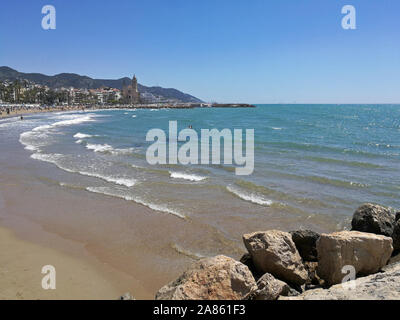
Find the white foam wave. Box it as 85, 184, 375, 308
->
86, 143, 114, 153
30, 152, 136, 187
133, 198, 186, 219
226, 185, 273, 206
74, 132, 92, 139
85, 143, 134, 155
85, 187, 185, 219
30, 152, 63, 165
169, 171, 207, 182
78, 171, 136, 187
20, 114, 96, 153
132, 115, 137, 118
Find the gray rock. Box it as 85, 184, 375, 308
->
251, 273, 291, 300
243, 230, 308, 286
119, 292, 135, 300
392, 220, 400, 252
290, 230, 320, 262
280, 262, 400, 300
351, 203, 395, 237
395, 212, 400, 222
155, 255, 257, 300
239, 253, 263, 280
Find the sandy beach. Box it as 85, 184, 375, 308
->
0, 226, 124, 300
0, 106, 88, 119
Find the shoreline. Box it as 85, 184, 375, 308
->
0, 102, 257, 119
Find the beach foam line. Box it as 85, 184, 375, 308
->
30, 152, 64, 165
226, 185, 273, 206
30, 152, 137, 187
85, 187, 186, 220
78, 171, 137, 187
169, 171, 207, 182
171, 243, 206, 260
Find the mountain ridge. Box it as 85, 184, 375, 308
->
0, 66, 203, 103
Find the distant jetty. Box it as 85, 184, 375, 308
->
211, 103, 256, 108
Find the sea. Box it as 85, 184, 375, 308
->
1, 104, 400, 259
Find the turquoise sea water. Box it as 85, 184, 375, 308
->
3, 104, 400, 247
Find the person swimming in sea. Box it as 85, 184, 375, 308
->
20, 116, 24, 120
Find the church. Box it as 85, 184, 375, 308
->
122, 75, 141, 104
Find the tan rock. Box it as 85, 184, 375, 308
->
155, 255, 257, 300
317, 231, 393, 286
242, 230, 308, 285
280, 262, 400, 300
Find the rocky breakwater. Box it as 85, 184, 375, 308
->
155, 203, 400, 300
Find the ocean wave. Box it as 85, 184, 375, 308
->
132, 115, 137, 118
304, 156, 384, 169
19, 114, 97, 152
169, 171, 207, 182
86, 143, 114, 152
85, 187, 186, 219
73, 132, 92, 139
85, 143, 134, 155
51, 115, 95, 127
226, 185, 273, 206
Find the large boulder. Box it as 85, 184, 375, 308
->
351, 203, 395, 237
290, 230, 320, 262
155, 255, 257, 300
280, 262, 400, 300
242, 230, 308, 285
317, 231, 393, 286
250, 273, 292, 300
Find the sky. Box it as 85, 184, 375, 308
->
0, 0, 399, 103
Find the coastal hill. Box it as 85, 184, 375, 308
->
0, 66, 203, 103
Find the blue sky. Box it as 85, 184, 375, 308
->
0, 0, 399, 103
